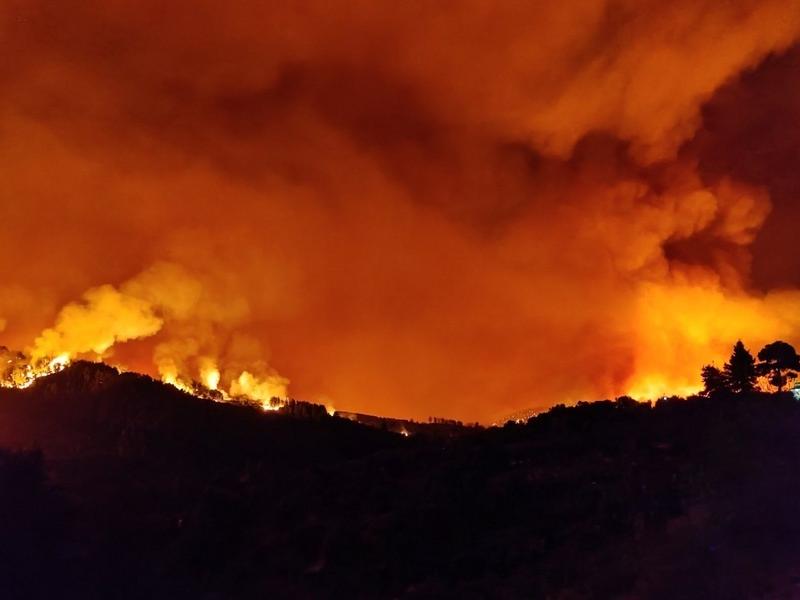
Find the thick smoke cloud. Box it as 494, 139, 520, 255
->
1, 1, 800, 420
690, 44, 800, 290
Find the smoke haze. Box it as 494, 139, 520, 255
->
2, 1, 800, 420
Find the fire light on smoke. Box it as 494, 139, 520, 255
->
623, 281, 800, 401
1, 344, 290, 412
199, 358, 221, 391
230, 371, 289, 411
0, 262, 293, 407
3, 1, 800, 421
0, 266, 291, 409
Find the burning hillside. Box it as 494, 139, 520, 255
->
1, 347, 69, 389
5, 3, 800, 597
0, 344, 288, 412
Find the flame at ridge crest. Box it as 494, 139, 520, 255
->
620, 280, 800, 402
1, 261, 292, 411
157, 359, 289, 411
1, 349, 71, 389
0, 347, 289, 412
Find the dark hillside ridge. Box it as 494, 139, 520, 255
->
334, 409, 479, 437
3, 363, 800, 598
0, 361, 401, 461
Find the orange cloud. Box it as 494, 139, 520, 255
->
1, 1, 800, 421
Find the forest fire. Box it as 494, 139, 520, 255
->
0, 262, 291, 410
2, 1, 800, 423
5, 2, 800, 597
1, 350, 71, 390
3, 260, 800, 418
1, 346, 288, 411
157, 365, 289, 411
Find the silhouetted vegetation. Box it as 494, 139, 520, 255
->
757, 340, 800, 391
3, 360, 800, 598
725, 340, 758, 393
700, 364, 728, 397
0, 448, 80, 598
703, 339, 800, 397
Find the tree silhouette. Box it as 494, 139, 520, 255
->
724, 341, 757, 394
701, 365, 728, 397
757, 341, 800, 392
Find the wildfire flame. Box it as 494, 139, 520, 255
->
159, 362, 289, 411
1, 350, 71, 390
0, 262, 292, 411
0, 348, 289, 412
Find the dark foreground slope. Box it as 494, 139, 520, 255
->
2, 364, 800, 599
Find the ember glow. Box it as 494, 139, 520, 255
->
2, 1, 800, 421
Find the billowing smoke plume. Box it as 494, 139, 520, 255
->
30, 263, 194, 360
2, 1, 800, 420
24, 261, 287, 401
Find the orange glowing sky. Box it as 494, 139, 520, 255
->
3, 1, 800, 422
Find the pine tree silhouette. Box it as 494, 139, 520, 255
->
724, 341, 757, 394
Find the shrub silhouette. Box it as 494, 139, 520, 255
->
701, 364, 728, 397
